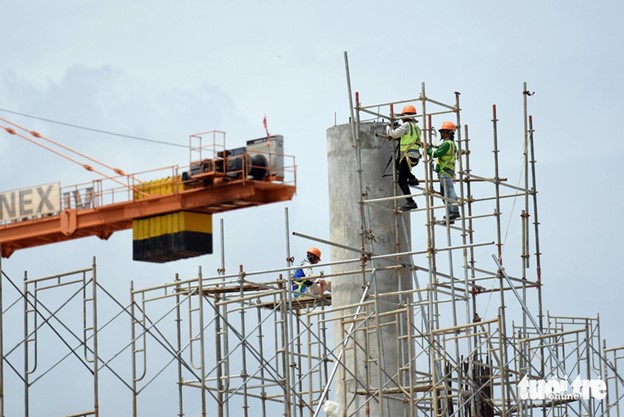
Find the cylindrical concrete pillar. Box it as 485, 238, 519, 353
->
327, 122, 413, 417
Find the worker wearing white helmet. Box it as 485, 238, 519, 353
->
292, 247, 331, 297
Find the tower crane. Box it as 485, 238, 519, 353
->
0, 118, 296, 262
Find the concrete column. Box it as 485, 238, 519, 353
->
327, 122, 413, 417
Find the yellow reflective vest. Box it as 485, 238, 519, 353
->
400, 122, 422, 155
433, 139, 456, 174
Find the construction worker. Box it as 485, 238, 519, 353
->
292, 247, 331, 297
428, 121, 460, 222
385, 104, 421, 211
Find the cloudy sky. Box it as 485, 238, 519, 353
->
1, 0, 623, 415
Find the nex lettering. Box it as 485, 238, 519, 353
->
0, 183, 59, 221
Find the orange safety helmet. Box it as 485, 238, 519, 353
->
307, 247, 321, 260
399, 104, 417, 115
438, 121, 457, 132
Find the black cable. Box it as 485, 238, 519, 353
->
0, 107, 187, 148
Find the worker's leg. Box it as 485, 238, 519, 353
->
407, 157, 419, 186
440, 171, 459, 217
292, 281, 307, 298
397, 158, 415, 203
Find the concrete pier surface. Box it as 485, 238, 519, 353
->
327, 122, 414, 417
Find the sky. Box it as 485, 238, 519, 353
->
1, 0, 623, 415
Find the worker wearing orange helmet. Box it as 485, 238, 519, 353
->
292, 247, 331, 297
385, 104, 421, 211
428, 121, 460, 222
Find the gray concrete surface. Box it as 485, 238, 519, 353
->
327, 122, 414, 417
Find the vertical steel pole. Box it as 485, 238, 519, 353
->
454, 91, 473, 416
491, 104, 508, 367
462, 124, 480, 335
130, 281, 137, 417
216, 219, 226, 417
92, 257, 99, 417
586, 321, 594, 417
198, 267, 207, 417
345, 53, 368, 292
491, 106, 510, 417
279, 281, 292, 417
498, 308, 507, 417
283, 208, 294, 417
528, 115, 544, 334
256, 304, 267, 417
23, 271, 29, 417
521, 83, 531, 347
603, 340, 610, 417
175, 274, 185, 417
237, 265, 249, 417
522, 83, 531, 272
492, 105, 503, 266
422, 82, 442, 416
219, 219, 231, 417
220, 218, 226, 277
214, 292, 224, 417
0, 252, 4, 417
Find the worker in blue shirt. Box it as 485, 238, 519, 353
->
292, 247, 330, 297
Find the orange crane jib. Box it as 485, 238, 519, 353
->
0, 133, 296, 261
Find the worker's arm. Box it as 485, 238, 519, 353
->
303, 264, 314, 278
385, 122, 410, 139
428, 141, 451, 158
309, 279, 331, 295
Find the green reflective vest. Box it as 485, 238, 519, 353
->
436, 139, 456, 174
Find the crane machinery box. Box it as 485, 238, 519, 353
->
184, 135, 285, 183
246, 135, 284, 180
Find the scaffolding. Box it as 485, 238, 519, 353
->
1, 60, 623, 417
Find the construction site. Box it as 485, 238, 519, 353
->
1, 56, 623, 417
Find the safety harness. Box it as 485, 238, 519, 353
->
400, 121, 422, 170
292, 266, 314, 296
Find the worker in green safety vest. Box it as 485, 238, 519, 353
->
385, 104, 421, 212
428, 121, 461, 222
